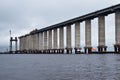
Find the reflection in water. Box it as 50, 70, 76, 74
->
0, 54, 120, 80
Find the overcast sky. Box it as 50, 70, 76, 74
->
0, 0, 120, 51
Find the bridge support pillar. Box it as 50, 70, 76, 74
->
31, 35, 34, 53
39, 32, 43, 53
84, 19, 92, 53
98, 15, 107, 52
115, 10, 120, 53
53, 28, 58, 53
48, 30, 52, 53
44, 31, 48, 53
36, 34, 39, 52
66, 25, 72, 54
59, 27, 64, 54
74, 22, 81, 54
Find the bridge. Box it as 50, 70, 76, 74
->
19, 4, 120, 54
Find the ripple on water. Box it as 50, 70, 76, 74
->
0, 54, 120, 80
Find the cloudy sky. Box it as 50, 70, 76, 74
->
0, 0, 120, 51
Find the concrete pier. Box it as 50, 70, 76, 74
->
59, 27, 64, 53
24, 36, 27, 50
26, 36, 29, 53
27, 35, 30, 51
28, 35, 32, 53
30, 35, 34, 53
21, 36, 24, 51
44, 31, 48, 53
33, 34, 37, 52
34, 34, 39, 53
74, 22, 81, 54
114, 10, 120, 53
53, 28, 58, 53
98, 16, 107, 52
36, 34, 39, 50
19, 37, 22, 51
66, 25, 72, 54
39, 32, 43, 53
48, 30, 52, 53
84, 20, 92, 53
32, 35, 35, 51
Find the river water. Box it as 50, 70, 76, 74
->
0, 54, 120, 80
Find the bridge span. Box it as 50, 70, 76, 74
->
19, 4, 120, 54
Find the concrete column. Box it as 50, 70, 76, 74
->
31, 35, 34, 53
53, 28, 58, 53
19, 37, 22, 51
39, 32, 43, 53
22, 37, 24, 50
114, 10, 120, 53
28, 35, 30, 50
30, 35, 33, 50
48, 30, 52, 53
25, 36, 27, 50
44, 31, 48, 53
15, 37, 18, 52
34, 34, 37, 50
33, 34, 39, 53
30, 35, 33, 51
23, 37, 25, 50
36, 34, 39, 50
35, 34, 37, 50
24, 36, 26, 50
28, 36, 30, 51
23, 36, 27, 53
22, 37, 24, 51
26, 36, 28, 51
31, 35, 34, 51
37, 34, 39, 50
59, 27, 64, 53
98, 16, 107, 52
19, 37, 21, 51
24, 37, 26, 50
33, 34, 36, 51
34, 34, 37, 51
26, 36, 29, 50
27, 36, 29, 51
21, 37, 23, 51
85, 19, 92, 53
75, 22, 81, 54
25, 36, 28, 51
28, 35, 30, 51
66, 25, 72, 54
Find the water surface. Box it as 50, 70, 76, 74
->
0, 54, 120, 80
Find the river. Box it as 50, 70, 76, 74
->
0, 54, 120, 80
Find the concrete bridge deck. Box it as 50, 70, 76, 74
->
30, 3, 120, 34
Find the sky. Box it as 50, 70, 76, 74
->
0, 0, 120, 51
